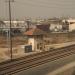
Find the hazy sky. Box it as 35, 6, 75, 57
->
0, 0, 75, 19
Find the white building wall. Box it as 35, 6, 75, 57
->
69, 23, 75, 31
28, 37, 44, 51
3, 21, 26, 28
50, 24, 62, 31
28, 38, 35, 51
62, 19, 75, 32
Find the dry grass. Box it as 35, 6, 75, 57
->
0, 35, 75, 48
0, 36, 28, 48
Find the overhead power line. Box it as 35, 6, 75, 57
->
16, 1, 75, 9
27, 0, 75, 5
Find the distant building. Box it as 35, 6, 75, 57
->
3, 21, 26, 28
36, 24, 50, 32
45, 18, 64, 32
24, 28, 46, 51
0, 21, 5, 28
24, 19, 72, 52
62, 19, 75, 32
2, 20, 27, 34
50, 24, 62, 32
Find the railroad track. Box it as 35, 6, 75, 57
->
0, 45, 75, 75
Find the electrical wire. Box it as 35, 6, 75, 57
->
27, 0, 75, 5
15, 1, 75, 9
0, 0, 75, 19
11, 2, 16, 20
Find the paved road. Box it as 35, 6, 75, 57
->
14, 54, 75, 75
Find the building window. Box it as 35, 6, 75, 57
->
37, 44, 39, 49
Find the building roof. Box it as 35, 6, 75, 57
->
36, 24, 50, 32
24, 28, 46, 35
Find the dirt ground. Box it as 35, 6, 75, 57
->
0, 36, 28, 62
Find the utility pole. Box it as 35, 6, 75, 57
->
8, 0, 14, 61
9, 0, 12, 61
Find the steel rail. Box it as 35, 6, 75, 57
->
1, 50, 75, 75
0, 45, 74, 70
0, 44, 74, 67
0, 45, 75, 75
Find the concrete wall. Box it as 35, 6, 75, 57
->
35, 37, 44, 51
28, 38, 35, 51
28, 36, 44, 51
43, 33, 75, 47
